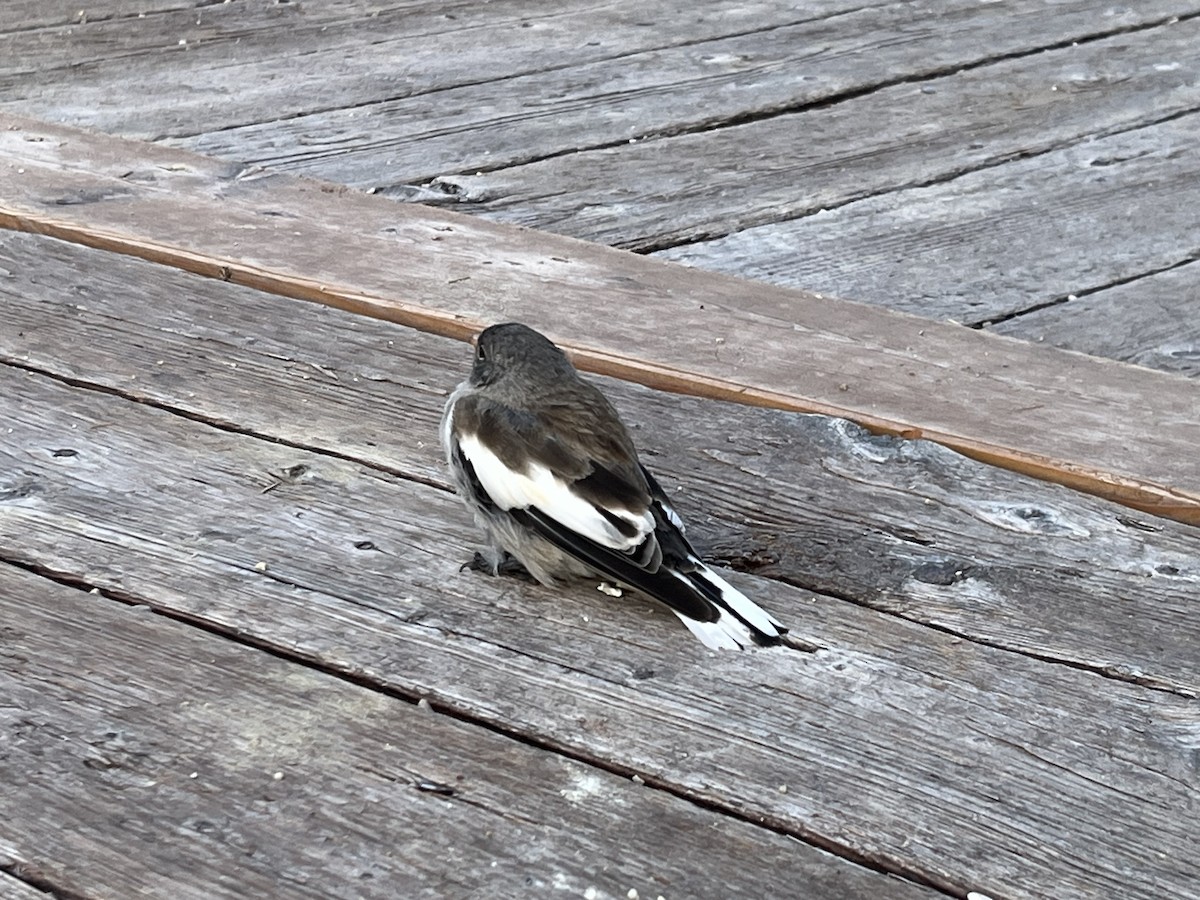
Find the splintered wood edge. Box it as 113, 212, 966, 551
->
3, 207, 1198, 526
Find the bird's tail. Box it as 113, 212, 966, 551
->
670, 560, 787, 651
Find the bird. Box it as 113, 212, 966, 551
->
441, 322, 786, 650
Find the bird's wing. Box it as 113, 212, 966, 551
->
458, 432, 654, 552
453, 394, 655, 552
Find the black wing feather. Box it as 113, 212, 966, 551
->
511, 505, 720, 625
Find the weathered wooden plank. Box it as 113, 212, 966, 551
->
3, 229, 1199, 696
2, 359, 1198, 900
990, 260, 1200, 378
657, 109, 1200, 325
0, 0, 884, 134
0, 1, 201, 33
417, 16, 1200, 250
5, 1, 1198, 393
0, 0, 505, 77
2, 116, 1198, 522
166, 0, 1195, 188
2, 563, 936, 900
0, 871, 53, 900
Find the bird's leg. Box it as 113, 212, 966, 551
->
461, 549, 536, 582
496, 553, 537, 581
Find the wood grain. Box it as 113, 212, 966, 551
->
163, 0, 1191, 188
0, 116, 1197, 522
0, 0, 197, 33
990, 260, 1200, 378
0, 0, 882, 135
2, 357, 1198, 900
422, 16, 1200, 250
1, 563, 939, 900
0, 871, 53, 900
8, 0, 1198, 387
657, 108, 1200, 324
3, 229, 1198, 696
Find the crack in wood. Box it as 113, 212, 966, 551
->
0, 353, 454, 494
977, 246, 1200, 330
779, 576, 1198, 699
155, 3, 896, 146
640, 104, 1200, 257
399, 9, 1200, 218
0, 860, 95, 900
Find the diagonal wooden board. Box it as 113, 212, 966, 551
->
1, 113, 1197, 523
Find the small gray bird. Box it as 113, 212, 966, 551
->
441, 322, 786, 650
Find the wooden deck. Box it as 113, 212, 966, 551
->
2, 3, 1199, 899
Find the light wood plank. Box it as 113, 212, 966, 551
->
2, 563, 936, 900
657, 109, 1200, 323
0, 1, 199, 33
3, 228, 1198, 695
1, 115, 1198, 523
0, 0, 883, 133
2, 358, 1198, 900
0, 0, 524, 77
163, 0, 1192, 188
417, 16, 1200, 250
990, 260, 1200, 378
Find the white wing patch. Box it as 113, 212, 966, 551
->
458, 433, 652, 551
656, 496, 686, 532
692, 563, 786, 635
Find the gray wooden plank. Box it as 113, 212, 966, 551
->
429, 15, 1200, 251
3, 230, 1199, 696
989, 260, 1200, 378
165, 0, 1194, 188
5, 1, 1200, 386
0, 0, 475, 75
0, 0, 884, 135
0, 872, 53, 900
4, 114, 1200, 523
1, 564, 935, 900
656, 110, 1200, 325
2, 347, 1198, 900
0, 1, 202, 33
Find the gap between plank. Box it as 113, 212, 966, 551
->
786, 578, 1198, 699
976, 246, 1200, 329
157, 2, 888, 145
0, 863, 90, 900
405, 9, 1200, 200
637, 104, 1200, 255
0, 554, 960, 899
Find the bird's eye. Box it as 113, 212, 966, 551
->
475, 343, 486, 361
